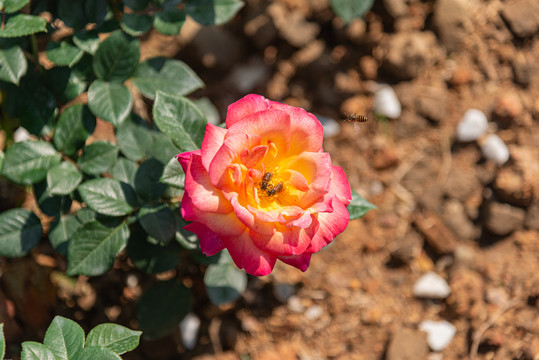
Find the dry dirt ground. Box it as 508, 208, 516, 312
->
1, 0, 538, 359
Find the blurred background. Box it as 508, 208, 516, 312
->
1, 0, 538, 359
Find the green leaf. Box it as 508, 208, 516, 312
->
138, 203, 175, 243
195, 97, 220, 125
33, 181, 72, 217
78, 178, 136, 217
110, 157, 138, 187
77, 141, 119, 175
134, 158, 166, 201
0, 149, 4, 173
123, 0, 150, 11
54, 104, 95, 156
93, 30, 140, 83
1, 140, 61, 185
160, 156, 184, 188
153, 8, 185, 35
46, 41, 84, 67
0, 208, 41, 257
0, 45, 27, 84
21, 342, 55, 360
57, 0, 86, 29
4, 75, 56, 136
3, 0, 29, 13
47, 162, 82, 195
147, 131, 181, 164
85, 0, 108, 26
73, 30, 100, 55
86, 324, 142, 355
0, 324, 4, 360
330, 0, 373, 23
87, 80, 132, 127
205, 257, 247, 305
132, 58, 203, 100
71, 346, 121, 360
137, 280, 191, 339
0, 14, 47, 37
77, 207, 97, 224
43, 316, 85, 360
153, 92, 206, 151
184, 0, 244, 26
49, 214, 82, 255
67, 220, 129, 276
127, 224, 180, 274
121, 13, 152, 36
347, 188, 376, 220
44, 67, 87, 103
116, 115, 153, 161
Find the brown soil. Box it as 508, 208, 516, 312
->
1, 0, 538, 359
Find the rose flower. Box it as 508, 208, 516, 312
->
177, 94, 351, 275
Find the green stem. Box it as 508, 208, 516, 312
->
29, 34, 44, 73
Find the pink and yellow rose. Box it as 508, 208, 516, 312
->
177, 94, 351, 275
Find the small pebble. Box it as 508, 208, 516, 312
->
455, 109, 488, 142
480, 134, 510, 165
419, 320, 456, 352
287, 295, 304, 313
13, 127, 31, 142
413, 272, 451, 299
316, 114, 341, 138
179, 313, 201, 350
374, 84, 402, 118
304, 305, 323, 320
273, 283, 296, 303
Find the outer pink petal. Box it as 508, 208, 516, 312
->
183, 222, 225, 256
176, 150, 201, 173
226, 94, 270, 128
180, 192, 246, 236
184, 152, 233, 214
329, 166, 352, 205
278, 253, 312, 272
226, 109, 291, 156
200, 123, 227, 170
305, 197, 349, 253
221, 230, 277, 276
268, 101, 323, 154
250, 226, 311, 256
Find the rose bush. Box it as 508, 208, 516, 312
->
177, 94, 352, 275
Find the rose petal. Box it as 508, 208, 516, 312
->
250, 224, 312, 256
226, 109, 291, 158
278, 253, 312, 271
200, 123, 227, 170
221, 230, 277, 276
305, 197, 349, 253
329, 165, 352, 205
181, 192, 246, 236
184, 152, 233, 214
183, 222, 225, 256
268, 100, 323, 154
176, 149, 201, 173
226, 94, 270, 128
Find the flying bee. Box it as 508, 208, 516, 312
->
266, 182, 283, 196
343, 113, 368, 134
260, 172, 272, 190
344, 113, 368, 123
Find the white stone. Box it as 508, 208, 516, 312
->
419, 320, 456, 352
374, 84, 401, 118
413, 272, 451, 299
455, 109, 488, 142
179, 313, 201, 350
13, 127, 31, 142
304, 305, 323, 320
315, 114, 340, 138
480, 134, 509, 165
287, 295, 304, 313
